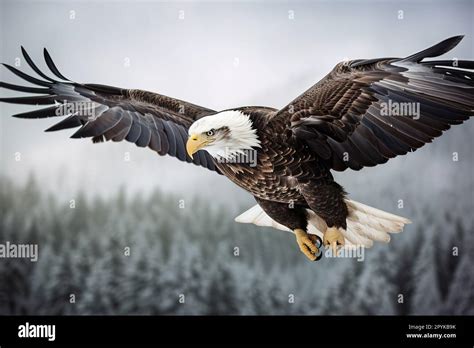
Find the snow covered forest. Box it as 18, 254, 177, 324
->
0, 174, 472, 315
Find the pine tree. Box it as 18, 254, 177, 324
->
411, 229, 442, 314
320, 259, 364, 315
350, 249, 396, 315
443, 231, 474, 315
390, 227, 422, 315
435, 219, 464, 303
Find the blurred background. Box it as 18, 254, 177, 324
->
0, 0, 473, 315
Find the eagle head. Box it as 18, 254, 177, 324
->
186, 110, 261, 160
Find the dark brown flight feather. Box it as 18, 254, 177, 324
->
271, 35, 474, 171
0, 47, 219, 173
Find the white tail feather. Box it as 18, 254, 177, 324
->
234, 199, 411, 248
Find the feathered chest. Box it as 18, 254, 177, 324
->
214, 126, 327, 203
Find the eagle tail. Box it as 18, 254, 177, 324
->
234, 199, 411, 248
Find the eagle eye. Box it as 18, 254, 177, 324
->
206, 129, 216, 136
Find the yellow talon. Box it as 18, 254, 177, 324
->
294, 229, 321, 261
323, 226, 345, 256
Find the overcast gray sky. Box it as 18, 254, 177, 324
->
0, 0, 473, 209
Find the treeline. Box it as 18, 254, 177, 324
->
0, 175, 472, 315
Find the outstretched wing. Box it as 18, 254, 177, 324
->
0, 47, 220, 173
272, 36, 474, 171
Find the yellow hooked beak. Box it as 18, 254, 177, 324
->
186, 134, 208, 159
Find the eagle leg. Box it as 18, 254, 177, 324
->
294, 229, 322, 261
252, 196, 323, 261
323, 226, 345, 256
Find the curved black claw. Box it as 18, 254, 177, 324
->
308, 234, 323, 261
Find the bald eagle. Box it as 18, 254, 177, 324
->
1, 36, 473, 261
